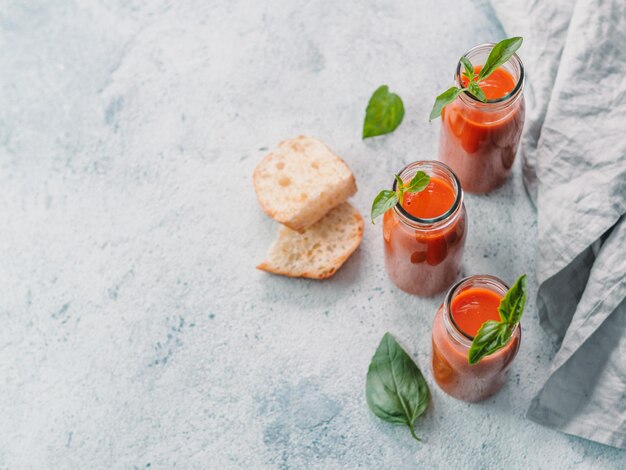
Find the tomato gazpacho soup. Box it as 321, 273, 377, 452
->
383, 161, 466, 296
431, 275, 521, 402
438, 43, 525, 193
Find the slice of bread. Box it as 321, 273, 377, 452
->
257, 202, 363, 279
253, 136, 357, 231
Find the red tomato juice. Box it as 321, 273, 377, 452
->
402, 177, 456, 219
439, 65, 525, 194
450, 287, 502, 337
383, 164, 466, 297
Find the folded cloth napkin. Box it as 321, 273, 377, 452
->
490, 0, 626, 448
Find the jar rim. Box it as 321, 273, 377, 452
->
443, 274, 519, 347
391, 160, 463, 227
456, 42, 525, 106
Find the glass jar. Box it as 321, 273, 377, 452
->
431, 275, 521, 402
383, 161, 466, 297
438, 43, 525, 194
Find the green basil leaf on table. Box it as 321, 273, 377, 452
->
366, 333, 430, 442
429, 87, 463, 121
363, 85, 405, 139
370, 190, 399, 223
478, 36, 523, 81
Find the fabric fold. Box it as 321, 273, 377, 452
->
490, 0, 626, 448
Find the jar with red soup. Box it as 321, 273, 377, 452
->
382, 161, 466, 296
431, 275, 522, 402
438, 43, 525, 193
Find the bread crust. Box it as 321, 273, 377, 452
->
256, 206, 364, 279
253, 136, 357, 231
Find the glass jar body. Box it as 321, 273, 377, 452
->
438, 43, 525, 194
383, 206, 466, 296
438, 98, 525, 193
431, 276, 521, 402
382, 161, 466, 297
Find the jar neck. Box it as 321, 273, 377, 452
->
455, 43, 524, 111
391, 160, 463, 230
442, 275, 514, 349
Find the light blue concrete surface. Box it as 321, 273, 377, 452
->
1, 1, 625, 468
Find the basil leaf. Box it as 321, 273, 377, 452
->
498, 274, 527, 324
461, 55, 485, 102
468, 273, 527, 365
366, 333, 430, 442
460, 56, 474, 80
371, 190, 398, 223
478, 37, 523, 81
429, 87, 463, 121
406, 171, 430, 194
394, 174, 405, 204
467, 80, 487, 102
363, 85, 405, 139
468, 321, 512, 365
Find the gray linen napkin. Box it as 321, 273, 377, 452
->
490, 0, 626, 448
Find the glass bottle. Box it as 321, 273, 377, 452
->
431, 275, 521, 401
383, 161, 466, 296
438, 43, 525, 193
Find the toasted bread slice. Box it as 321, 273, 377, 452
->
257, 203, 363, 279
253, 136, 357, 231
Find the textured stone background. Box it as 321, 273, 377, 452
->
1, 1, 624, 468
